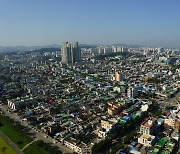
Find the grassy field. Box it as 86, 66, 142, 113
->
0, 135, 17, 154
24, 140, 62, 154
0, 116, 62, 154
0, 115, 32, 149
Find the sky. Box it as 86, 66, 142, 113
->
0, 0, 180, 48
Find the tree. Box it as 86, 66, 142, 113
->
111, 143, 124, 153
124, 131, 136, 144
16, 140, 23, 145
92, 137, 112, 153
165, 105, 174, 110
0, 122, 3, 127
1, 147, 7, 153
152, 110, 162, 117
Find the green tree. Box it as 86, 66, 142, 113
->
165, 105, 174, 110
1, 147, 7, 153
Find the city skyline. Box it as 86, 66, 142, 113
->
0, 1, 180, 152
0, 0, 180, 48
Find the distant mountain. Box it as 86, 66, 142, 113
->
79, 43, 142, 48
79, 44, 97, 48
25, 47, 60, 54
111, 43, 142, 48
0, 44, 60, 52
0, 43, 142, 53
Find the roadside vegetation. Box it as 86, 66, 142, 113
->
24, 140, 62, 154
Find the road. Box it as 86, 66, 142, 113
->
22, 139, 37, 151
0, 104, 73, 154
157, 91, 180, 108
168, 91, 180, 104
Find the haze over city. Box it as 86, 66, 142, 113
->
0, 1, 180, 154
0, 0, 180, 48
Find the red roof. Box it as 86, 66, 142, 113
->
48, 99, 55, 103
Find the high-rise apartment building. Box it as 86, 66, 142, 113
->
72, 42, 81, 63
61, 42, 81, 64
112, 46, 129, 52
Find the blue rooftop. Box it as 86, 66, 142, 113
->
26, 110, 33, 115
120, 116, 130, 122
131, 141, 137, 146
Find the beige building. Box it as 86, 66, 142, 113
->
97, 119, 116, 138
107, 102, 121, 115
107, 107, 118, 115
101, 120, 113, 130
164, 118, 175, 128
174, 119, 180, 132
114, 71, 124, 82
164, 109, 180, 132
138, 134, 155, 147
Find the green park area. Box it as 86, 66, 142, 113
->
0, 135, 17, 154
0, 115, 62, 154
0, 115, 32, 149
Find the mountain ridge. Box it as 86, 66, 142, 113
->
0, 43, 142, 52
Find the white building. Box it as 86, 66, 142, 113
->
140, 118, 157, 135
7, 96, 37, 111
104, 47, 112, 54
97, 128, 108, 138
112, 46, 128, 52
64, 137, 91, 154
127, 86, 139, 98
141, 104, 149, 112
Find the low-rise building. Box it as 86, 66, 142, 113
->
164, 109, 180, 132
64, 137, 91, 154
140, 117, 157, 135
138, 134, 156, 147
107, 102, 121, 115
7, 96, 38, 111
128, 86, 139, 98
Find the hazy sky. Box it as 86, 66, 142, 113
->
0, 0, 180, 48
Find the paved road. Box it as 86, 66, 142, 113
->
0, 105, 73, 154
157, 91, 180, 108
0, 130, 23, 154
168, 91, 180, 104
22, 139, 37, 151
